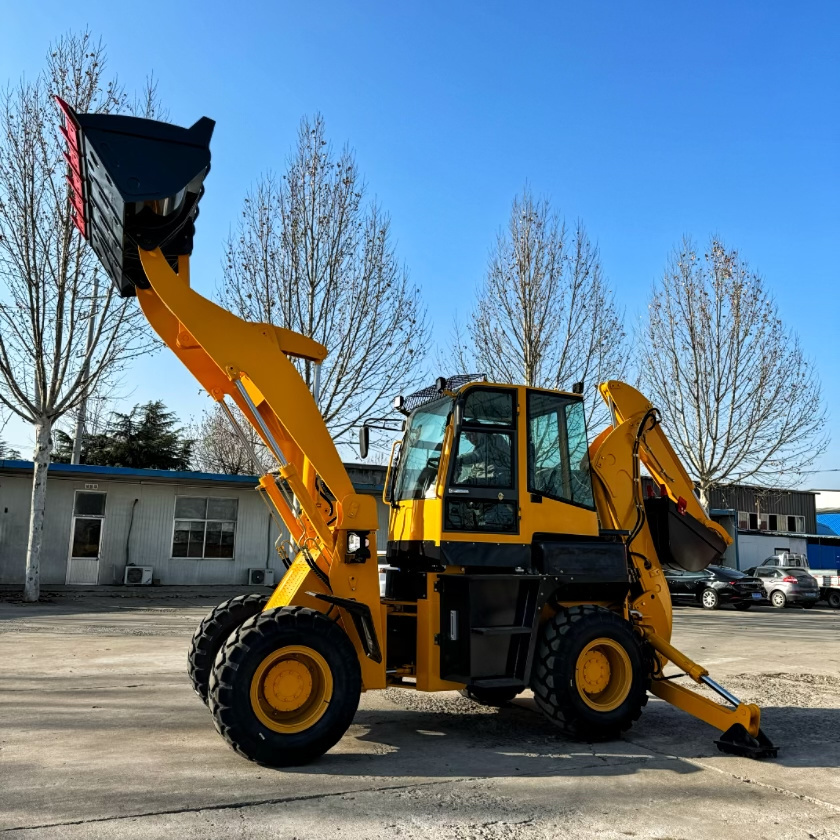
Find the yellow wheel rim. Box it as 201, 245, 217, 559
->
575, 637, 632, 712
250, 645, 333, 734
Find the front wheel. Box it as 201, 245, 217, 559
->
770, 590, 787, 609
531, 605, 649, 741
188, 593, 269, 704
701, 588, 720, 610
827, 591, 840, 609
209, 607, 361, 766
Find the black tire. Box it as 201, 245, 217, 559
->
700, 588, 720, 610
208, 606, 361, 767
188, 593, 269, 704
531, 605, 649, 741
827, 591, 840, 609
733, 602, 752, 611
460, 685, 521, 707
770, 590, 787, 609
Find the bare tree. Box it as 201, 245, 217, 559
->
638, 237, 827, 507
190, 403, 272, 475
219, 114, 428, 448
0, 32, 157, 600
451, 187, 627, 427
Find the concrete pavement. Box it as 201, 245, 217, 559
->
0, 593, 838, 838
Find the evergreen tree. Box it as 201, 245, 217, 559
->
0, 438, 22, 460
54, 401, 193, 470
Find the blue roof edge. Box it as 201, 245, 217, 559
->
0, 459, 259, 484
0, 459, 384, 493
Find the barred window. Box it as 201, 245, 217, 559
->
172, 497, 238, 559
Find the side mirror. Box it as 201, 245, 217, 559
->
359, 425, 370, 460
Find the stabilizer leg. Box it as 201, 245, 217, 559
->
715, 724, 779, 759
643, 626, 779, 759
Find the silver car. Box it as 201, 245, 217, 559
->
751, 566, 820, 608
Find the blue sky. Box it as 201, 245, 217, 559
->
1, 1, 838, 484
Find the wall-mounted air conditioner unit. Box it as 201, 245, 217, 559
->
124, 565, 153, 586
248, 568, 275, 587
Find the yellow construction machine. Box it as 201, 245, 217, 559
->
57, 101, 778, 766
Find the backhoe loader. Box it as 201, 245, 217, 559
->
57, 100, 778, 766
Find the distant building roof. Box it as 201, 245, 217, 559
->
0, 459, 386, 492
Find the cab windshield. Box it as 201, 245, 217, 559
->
394, 396, 452, 501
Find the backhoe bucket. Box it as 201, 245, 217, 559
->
644, 496, 727, 572
56, 98, 214, 297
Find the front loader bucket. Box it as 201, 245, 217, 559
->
56, 98, 214, 297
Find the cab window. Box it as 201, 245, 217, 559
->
452, 389, 516, 489
453, 430, 513, 487
462, 389, 514, 426
527, 392, 594, 508
394, 397, 452, 501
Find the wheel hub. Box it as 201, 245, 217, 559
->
250, 645, 333, 733
579, 649, 611, 693
263, 660, 313, 712
575, 638, 633, 712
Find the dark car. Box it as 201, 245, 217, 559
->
663, 565, 766, 610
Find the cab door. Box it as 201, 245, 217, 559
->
443, 386, 519, 536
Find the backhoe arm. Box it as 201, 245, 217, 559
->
589, 382, 776, 757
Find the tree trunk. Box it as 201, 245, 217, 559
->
23, 419, 53, 602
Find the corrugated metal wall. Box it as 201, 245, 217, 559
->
736, 533, 808, 570
709, 485, 816, 533
0, 470, 389, 586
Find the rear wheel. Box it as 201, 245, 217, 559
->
531, 605, 649, 741
460, 686, 521, 707
733, 602, 752, 611
828, 591, 840, 609
770, 590, 787, 609
209, 607, 361, 766
700, 588, 720, 610
188, 593, 269, 704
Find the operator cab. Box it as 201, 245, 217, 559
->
385, 378, 601, 570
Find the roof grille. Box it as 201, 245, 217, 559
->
402, 374, 486, 414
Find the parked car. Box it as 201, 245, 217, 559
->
745, 566, 821, 608
663, 565, 765, 610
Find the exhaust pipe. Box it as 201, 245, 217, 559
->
56, 97, 214, 297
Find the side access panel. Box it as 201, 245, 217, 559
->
531, 534, 631, 603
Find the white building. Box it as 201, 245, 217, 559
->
0, 460, 387, 587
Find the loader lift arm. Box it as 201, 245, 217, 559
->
55, 96, 386, 694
